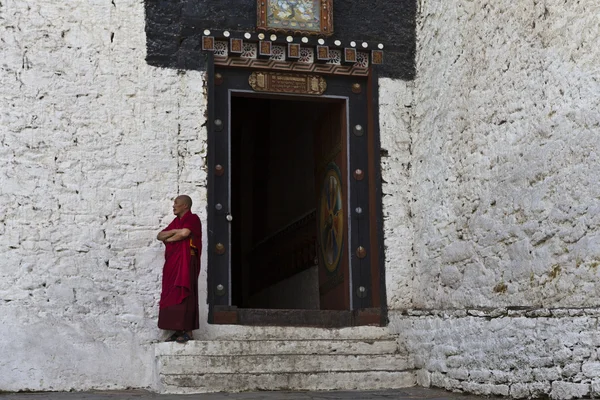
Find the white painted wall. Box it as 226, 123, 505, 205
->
384, 1, 600, 398
0, 0, 399, 392
391, 309, 600, 399
379, 78, 416, 310
0, 0, 207, 391
2, 0, 599, 396
408, 0, 600, 309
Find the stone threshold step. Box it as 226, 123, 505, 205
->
158, 354, 413, 375
199, 325, 393, 341
212, 307, 384, 327
159, 370, 417, 394
156, 339, 400, 356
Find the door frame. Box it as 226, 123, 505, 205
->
206, 56, 387, 326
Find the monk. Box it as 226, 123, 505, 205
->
156, 195, 202, 343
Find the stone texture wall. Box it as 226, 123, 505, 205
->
2, 0, 600, 396
0, 0, 409, 392
379, 78, 415, 310
409, 0, 600, 308
383, 1, 600, 398
0, 0, 207, 391
391, 309, 600, 399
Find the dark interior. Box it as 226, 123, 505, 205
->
230, 96, 335, 310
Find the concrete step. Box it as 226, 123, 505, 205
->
155, 338, 416, 394
160, 370, 417, 393
198, 325, 393, 341
156, 339, 400, 357
159, 354, 412, 375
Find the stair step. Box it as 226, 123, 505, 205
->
199, 326, 393, 341
159, 354, 412, 375
160, 370, 416, 394
156, 339, 400, 357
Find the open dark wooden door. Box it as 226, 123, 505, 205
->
208, 65, 386, 325
314, 102, 350, 310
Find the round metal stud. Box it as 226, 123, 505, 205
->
223, 31, 231, 38
353, 124, 364, 137
270, 34, 277, 41
258, 33, 265, 40
214, 119, 223, 132
203, 29, 211, 36
215, 203, 223, 211
362, 42, 368, 48
244, 32, 251, 39
355, 207, 363, 214
334, 40, 341, 46
352, 83, 362, 94
286, 36, 293, 43
301, 37, 309, 43
226, 214, 233, 222
215, 164, 224, 176
356, 286, 368, 298
215, 243, 226, 255
350, 41, 356, 48
318, 39, 325, 45
356, 246, 367, 259
216, 284, 226, 296
215, 73, 223, 86
354, 169, 364, 181
378, 43, 384, 50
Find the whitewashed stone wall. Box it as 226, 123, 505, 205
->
391, 309, 600, 399
0, 0, 207, 391
379, 78, 416, 310
384, 0, 600, 398
2, 0, 599, 396
409, 0, 600, 309
0, 0, 409, 392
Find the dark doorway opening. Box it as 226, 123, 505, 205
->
231, 95, 343, 310
208, 68, 386, 327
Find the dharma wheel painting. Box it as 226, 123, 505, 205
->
319, 163, 344, 273
267, 0, 321, 32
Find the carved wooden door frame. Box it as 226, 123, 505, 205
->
206, 54, 387, 326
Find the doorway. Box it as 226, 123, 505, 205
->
230, 96, 348, 311
207, 67, 385, 326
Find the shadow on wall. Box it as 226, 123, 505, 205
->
144, 0, 416, 80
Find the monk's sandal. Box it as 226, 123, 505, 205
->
175, 333, 192, 343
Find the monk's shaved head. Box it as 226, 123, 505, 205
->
176, 195, 193, 209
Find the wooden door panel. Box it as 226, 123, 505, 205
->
314, 102, 349, 310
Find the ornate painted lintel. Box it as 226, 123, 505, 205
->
249, 71, 327, 95
216, 56, 370, 77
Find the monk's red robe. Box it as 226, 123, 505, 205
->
158, 211, 202, 331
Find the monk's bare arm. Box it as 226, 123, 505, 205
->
164, 228, 192, 243
157, 230, 176, 241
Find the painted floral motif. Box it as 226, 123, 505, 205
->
327, 49, 341, 65
299, 47, 314, 63
214, 41, 228, 57
241, 43, 257, 59
270, 45, 286, 61
356, 51, 369, 68
267, 0, 321, 32
319, 162, 344, 273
